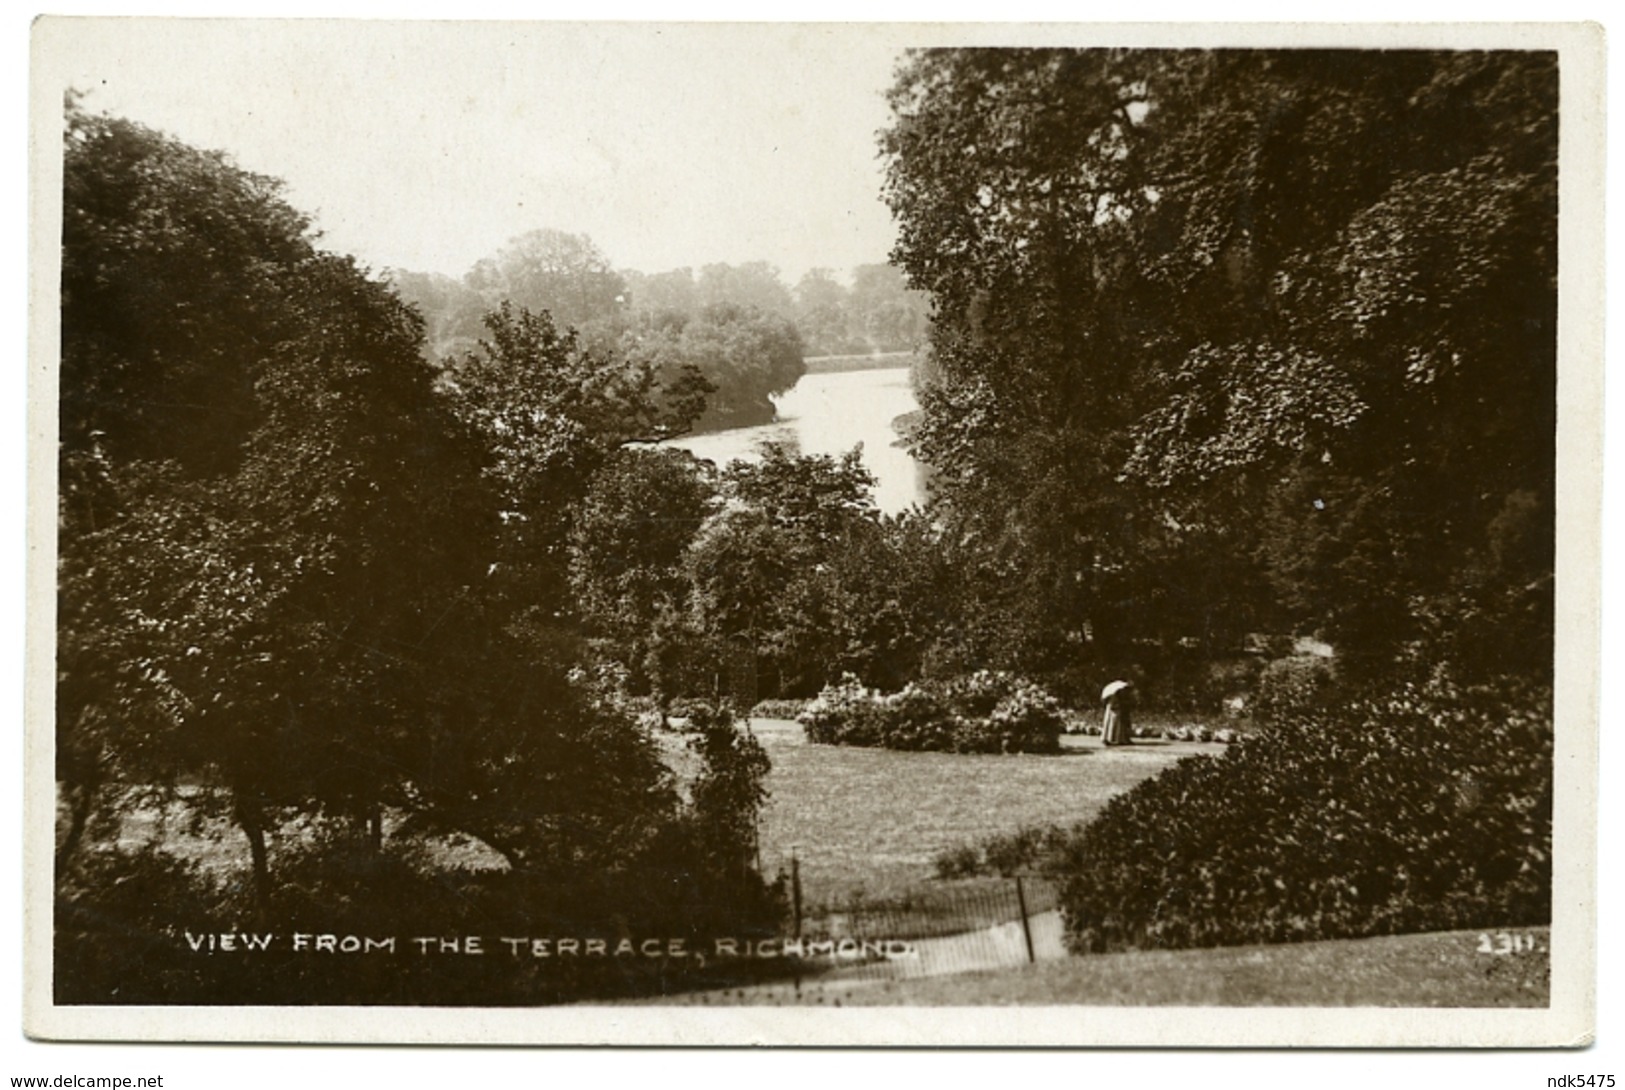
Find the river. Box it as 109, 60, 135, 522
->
665, 366, 928, 515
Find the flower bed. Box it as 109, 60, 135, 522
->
799, 672, 1064, 754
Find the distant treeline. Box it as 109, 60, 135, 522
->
391, 237, 932, 431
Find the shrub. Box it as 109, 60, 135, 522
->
933, 844, 982, 880
932, 822, 1080, 879
1141, 652, 1267, 714
55, 845, 238, 1004
1048, 673, 1552, 954
1251, 654, 1340, 728
749, 698, 807, 720
982, 825, 1049, 876
799, 672, 1063, 754
799, 675, 884, 747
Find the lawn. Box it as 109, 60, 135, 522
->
715, 718, 1217, 906
106, 714, 1219, 905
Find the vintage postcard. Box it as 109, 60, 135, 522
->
25, 18, 1603, 1047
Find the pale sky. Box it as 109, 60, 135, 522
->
43, 20, 914, 283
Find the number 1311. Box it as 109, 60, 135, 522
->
1477, 931, 1542, 955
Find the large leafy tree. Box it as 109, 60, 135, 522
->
465, 228, 629, 347
1122, 51, 1557, 675
881, 49, 1556, 682
846, 262, 931, 353
386, 268, 488, 362
440, 302, 710, 630
568, 448, 718, 696
56, 106, 700, 903
619, 302, 805, 430
59, 105, 492, 896
684, 445, 888, 696
793, 268, 863, 357
695, 260, 795, 316
882, 50, 1171, 678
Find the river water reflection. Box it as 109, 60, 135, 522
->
665, 366, 927, 515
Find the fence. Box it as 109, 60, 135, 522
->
786, 862, 1066, 983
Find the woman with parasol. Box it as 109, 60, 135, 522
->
1101, 679, 1134, 746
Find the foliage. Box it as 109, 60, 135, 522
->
620, 302, 805, 430
61, 103, 315, 476
749, 698, 809, 720
685, 706, 773, 877
932, 843, 983, 880
1251, 655, 1342, 729
790, 263, 932, 356
696, 260, 795, 316
1048, 673, 1552, 953
56, 106, 768, 939
1132, 650, 1265, 715
847, 263, 933, 352
799, 672, 1064, 755
55, 844, 237, 1004
465, 228, 629, 348
933, 821, 1079, 880
386, 268, 488, 362
880, 49, 1557, 682
568, 448, 718, 696
793, 267, 866, 356
54, 817, 787, 1005
59, 105, 494, 892
440, 302, 709, 622
685, 445, 880, 695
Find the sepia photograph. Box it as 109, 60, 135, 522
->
23, 17, 1604, 1050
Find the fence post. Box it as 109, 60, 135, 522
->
791, 850, 803, 941
1015, 876, 1036, 964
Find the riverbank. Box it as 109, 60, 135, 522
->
803, 350, 921, 375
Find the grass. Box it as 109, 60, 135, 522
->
624, 927, 1552, 1008
93, 784, 509, 878
102, 711, 1232, 900
84, 720, 1550, 1011
714, 718, 1216, 907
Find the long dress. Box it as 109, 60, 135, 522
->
1102, 694, 1133, 746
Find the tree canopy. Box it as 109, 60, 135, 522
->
881, 48, 1557, 683
56, 105, 724, 904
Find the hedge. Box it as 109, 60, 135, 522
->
1048, 673, 1552, 953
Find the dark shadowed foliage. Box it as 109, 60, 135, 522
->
1048, 674, 1551, 953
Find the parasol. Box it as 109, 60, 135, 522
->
1101, 680, 1132, 703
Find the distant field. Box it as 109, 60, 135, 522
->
695, 719, 1216, 906
802, 350, 922, 375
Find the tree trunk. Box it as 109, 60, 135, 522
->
234, 796, 272, 914
56, 730, 104, 874
57, 777, 99, 873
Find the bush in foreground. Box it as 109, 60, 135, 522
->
1049, 674, 1551, 953
799, 672, 1063, 754
934, 822, 1081, 879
